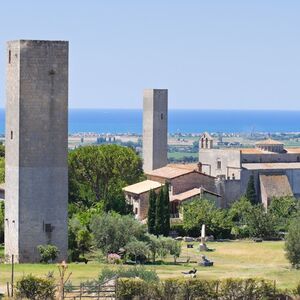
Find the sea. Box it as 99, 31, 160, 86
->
0, 108, 299, 134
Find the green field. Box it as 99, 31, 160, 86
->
168, 152, 198, 159
1, 241, 299, 290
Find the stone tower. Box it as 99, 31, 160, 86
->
143, 89, 168, 172
5, 40, 68, 263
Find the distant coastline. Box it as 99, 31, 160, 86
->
0, 108, 300, 134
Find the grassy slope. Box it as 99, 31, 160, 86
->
0, 241, 298, 289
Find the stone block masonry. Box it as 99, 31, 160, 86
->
5, 40, 68, 263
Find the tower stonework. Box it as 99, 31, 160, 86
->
5, 40, 68, 263
143, 89, 168, 172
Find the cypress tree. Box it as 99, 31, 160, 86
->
147, 190, 156, 234
155, 188, 165, 236
246, 175, 257, 205
162, 183, 170, 236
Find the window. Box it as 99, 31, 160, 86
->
297, 156, 300, 162
217, 160, 221, 169
10, 131, 13, 140
135, 207, 138, 215
8, 50, 11, 64
161, 113, 163, 120
45, 223, 52, 233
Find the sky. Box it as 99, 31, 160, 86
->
0, 1, 299, 109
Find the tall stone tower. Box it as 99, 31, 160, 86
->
143, 89, 168, 172
5, 40, 68, 263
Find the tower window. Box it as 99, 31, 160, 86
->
45, 223, 52, 233
135, 207, 138, 215
161, 113, 163, 120
8, 50, 11, 64
10, 131, 13, 140
217, 160, 221, 169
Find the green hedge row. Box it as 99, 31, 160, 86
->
117, 278, 281, 300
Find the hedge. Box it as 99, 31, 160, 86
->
117, 277, 280, 299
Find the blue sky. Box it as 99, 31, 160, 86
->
0, 1, 299, 109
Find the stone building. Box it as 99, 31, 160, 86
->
143, 89, 168, 172
123, 164, 220, 220
199, 136, 300, 207
5, 40, 68, 263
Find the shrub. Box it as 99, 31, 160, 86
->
170, 223, 187, 236
107, 253, 122, 264
116, 277, 277, 299
37, 244, 59, 263
285, 217, 300, 268
15, 274, 56, 300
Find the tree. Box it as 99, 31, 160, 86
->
90, 213, 145, 256
125, 240, 150, 263
268, 196, 297, 232
285, 217, 300, 268
166, 238, 181, 263
246, 175, 257, 205
155, 189, 165, 236
147, 190, 157, 234
68, 144, 143, 212
162, 184, 170, 236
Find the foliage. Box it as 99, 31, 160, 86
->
162, 183, 170, 236
37, 245, 59, 263
90, 213, 145, 256
246, 175, 257, 205
170, 223, 187, 237
116, 277, 277, 300
285, 217, 300, 268
147, 190, 156, 235
244, 204, 276, 239
0, 201, 4, 244
0, 143, 5, 158
165, 239, 181, 263
268, 196, 298, 232
0, 157, 4, 184
68, 144, 143, 212
125, 240, 150, 262
155, 189, 165, 236
183, 198, 232, 238
15, 274, 56, 300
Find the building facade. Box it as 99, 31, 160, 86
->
143, 89, 168, 172
5, 40, 68, 262
199, 136, 300, 207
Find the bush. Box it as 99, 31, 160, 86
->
285, 217, 300, 268
15, 274, 56, 300
37, 244, 59, 263
116, 277, 278, 300
170, 223, 187, 237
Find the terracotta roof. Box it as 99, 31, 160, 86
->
122, 180, 163, 195
171, 187, 221, 202
167, 163, 198, 171
259, 174, 293, 198
242, 162, 300, 170
146, 166, 195, 179
171, 188, 201, 202
286, 148, 300, 154
255, 139, 284, 146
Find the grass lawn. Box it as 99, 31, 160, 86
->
0, 241, 299, 290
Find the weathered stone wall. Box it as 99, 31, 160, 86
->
171, 172, 216, 195
143, 89, 168, 172
5, 40, 68, 263
199, 149, 241, 179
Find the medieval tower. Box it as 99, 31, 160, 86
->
5, 40, 68, 263
143, 89, 168, 172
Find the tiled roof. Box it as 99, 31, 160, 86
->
122, 180, 163, 195
242, 162, 300, 170
145, 166, 195, 179
259, 174, 293, 198
255, 139, 284, 145
171, 188, 201, 202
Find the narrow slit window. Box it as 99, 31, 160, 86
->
8, 50, 11, 64
10, 131, 13, 140
161, 113, 163, 120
